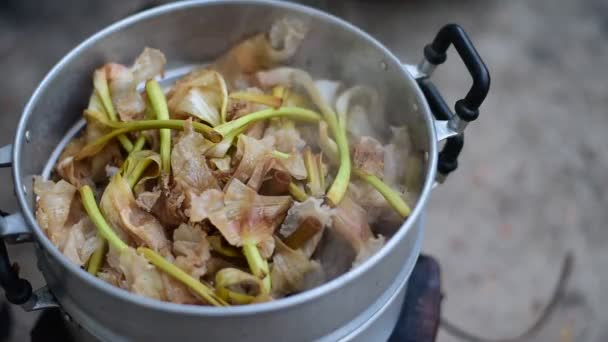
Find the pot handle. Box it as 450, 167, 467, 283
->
0, 144, 58, 310
407, 24, 490, 182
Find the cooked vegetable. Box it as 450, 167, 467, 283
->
35, 19, 422, 307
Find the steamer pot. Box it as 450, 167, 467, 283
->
0, 1, 489, 341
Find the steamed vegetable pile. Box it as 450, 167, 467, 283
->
33, 19, 422, 306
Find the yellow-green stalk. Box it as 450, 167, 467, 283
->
353, 168, 411, 218
93, 70, 133, 152
214, 107, 321, 138
86, 236, 106, 275
79, 186, 128, 252
145, 80, 171, 174
138, 247, 228, 307
288, 182, 308, 202
74, 119, 221, 160
130, 135, 147, 154
242, 243, 271, 293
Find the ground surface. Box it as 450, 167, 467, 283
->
0, 0, 606, 341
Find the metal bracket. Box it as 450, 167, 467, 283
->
0, 144, 11, 167
21, 286, 60, 311
0, 213, 32, 243
434, 120, 460, 142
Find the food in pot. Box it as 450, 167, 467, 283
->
33, 19, 421, 306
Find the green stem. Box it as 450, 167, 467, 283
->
94, 70, 133, 152
79, 186, 128, 252
325, 117, 350, 207
353, 168, 411, 218
138, 247, 227, 306
299, 80, 350, 206
304, 149, 323, 197
75, 120, 220, 161
242, 243, 268, 277
262, 275, 271, 294
271, 150, 290, 160
214, 107, 321, 138
288, 182, 308, 202
131, 135, 146, 153
125, 158, 154, 189
146, 80, 171, 174
86, 235, 106, 275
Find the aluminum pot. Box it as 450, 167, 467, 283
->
0, 0, 489, 341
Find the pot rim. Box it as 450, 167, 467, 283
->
12, 0, 438, 316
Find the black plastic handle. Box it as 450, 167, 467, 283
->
418, 24, 490, 176
0, 237, 32, 305
0, 212, 33, 306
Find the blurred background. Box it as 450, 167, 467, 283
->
0, 0, 606, 341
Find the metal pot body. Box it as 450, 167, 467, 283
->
0, 0, 490, 341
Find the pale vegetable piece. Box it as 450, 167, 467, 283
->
279, 197, 333, 258
335, 85, 380, 137
207, 179, 291, 257
34, 178, 77, 247
213, 18, 308, 86
105, 48, 167, 122
232, 135, 276, 183
277, 152, 307, 181
34, 177, 101, 266
263, 124, 306, 153
175, 88, 222, 126
167, 68, 228, 125
55, 137, 93, 187
171, 122, 220, 222
62, 217, 100, 266
171, 121, 218, 192
161, 273, 201, 305
97, 267, 122, 287
352, 136, 384, 178
188, 189, 225, 223
105, 63, 146, 122
271, 238, 324, 298
331, 196, 385, 264
279, 197, 333, 238
57, 96, 123, 186
138, 247, 227, 306
110, 246, 167, 300
209, 156, 232, 172
226, 87, 268, 121
135, 190, 162, 212
131, 47, 167, 83
172, 223, 211, 280
142, 182, 187, 229
100, 174, 170, 254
